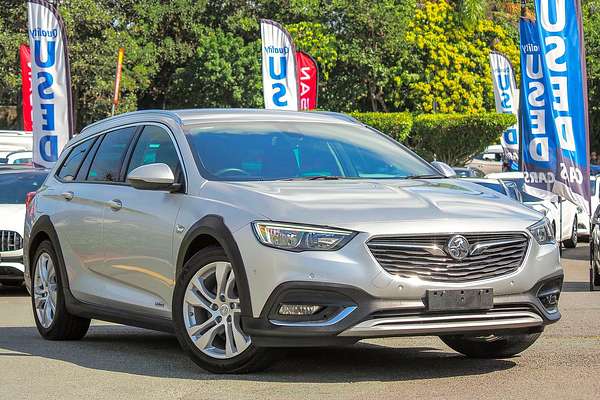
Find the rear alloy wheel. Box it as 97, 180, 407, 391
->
173, 246, 272, 373
440, 332, 541, 358
31, 240, 90, 340
564, 217, 578, 248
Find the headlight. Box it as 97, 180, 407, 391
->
528, 218, 556, 245
252, 222, 356, 251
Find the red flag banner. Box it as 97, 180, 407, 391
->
19, 44, 33, 132
296, 51, 319, 110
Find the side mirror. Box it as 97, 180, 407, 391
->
126, 163, 178, 191
431, 161, 457, 178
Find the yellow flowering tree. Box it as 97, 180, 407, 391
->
404, 0, 519, 113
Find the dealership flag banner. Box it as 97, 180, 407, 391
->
489, 51, 519, 171
519, 0, 590, 214
19, 44, 33, 132
296, 51, 319, 111
260, 19, 299, 111
27, 0, 74, 167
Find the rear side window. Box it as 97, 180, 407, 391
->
87, 127, 136, 182
57, 138, 96, 181
126, 125, 181, 177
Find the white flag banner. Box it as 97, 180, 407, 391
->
489, 51, 519, 171
27, 0, 73, 168
260, 19, 299, 111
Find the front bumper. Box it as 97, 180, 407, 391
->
242, 272, 563, 347
234, 223, 563, 346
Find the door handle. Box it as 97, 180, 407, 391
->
108, 199, 122, 211
61, 191, 74, 201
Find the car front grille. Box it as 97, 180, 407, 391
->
367, 233, 529, 282
0, 231, 23, 252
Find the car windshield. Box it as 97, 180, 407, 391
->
186, 121, 439, 181
0, 171, 47, 204
504, 178, 543, 202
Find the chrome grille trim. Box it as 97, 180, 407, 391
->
367, 232, 529, 282
0, 230, 23, 252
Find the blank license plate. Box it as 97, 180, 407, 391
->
426, 288, 493, 312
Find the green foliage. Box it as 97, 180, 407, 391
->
410, 113, 516, 165
404, 0, 518, 113
350, 112, 413, 141
166, 29, 262, 108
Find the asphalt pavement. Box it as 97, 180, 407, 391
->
1, 243, 599, 400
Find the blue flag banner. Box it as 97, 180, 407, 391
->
519, 0, 590, 214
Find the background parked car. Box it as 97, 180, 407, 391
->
487, 172, 579, 247
466, 144, 503, 175
0, 166, 48, 288
452, 166, 485, 178
461, 177, 522, 202
0, 130, 32, 161
0, 150, 33, 165
590, 205, 600, 288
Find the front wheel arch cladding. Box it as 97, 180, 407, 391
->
176, 215, 253, 317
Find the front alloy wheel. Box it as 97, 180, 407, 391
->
173, 246, 272, 373
183, 261, 251, 359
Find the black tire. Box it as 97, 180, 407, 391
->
0, 280, 24, 287
563, 217, 578, 248
173, 246, 273, 373
440, 332, 541, 358
592, 240, 600, 289
31, 240, 90, 340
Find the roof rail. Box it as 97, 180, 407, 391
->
80, 109, 183, 134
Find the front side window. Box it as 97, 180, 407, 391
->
87, 127, 136, 182
57, 138, 96, 181
185, 122, 438, 181
127, 125, 181, 177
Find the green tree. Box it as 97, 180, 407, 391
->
403, 0, 518, 113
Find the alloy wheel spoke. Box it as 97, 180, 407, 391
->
215, 262, 231, 297
184, 289, 212, 312
191, 277, 216, 303
224, 320, 236, 356
224, 273, 236, 302
231, 316, 249, 352
186, 318, 216, 339
194, 324, 221, 350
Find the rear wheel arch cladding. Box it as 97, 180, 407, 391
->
176, 215, 253, 317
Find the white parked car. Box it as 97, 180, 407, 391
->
487, 172, 579, 247
1, 150, 33, 165
575, 175, 599, 238
467, 145, 504, 175
0, 167, 48, 287
0, 130, 32, 161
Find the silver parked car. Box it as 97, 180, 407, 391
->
23, 109, 563, 373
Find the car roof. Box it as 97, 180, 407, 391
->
0, 165, 48, 174
462, 177, 502, 184
77, 109, 361, 141
486, 171, 524, 179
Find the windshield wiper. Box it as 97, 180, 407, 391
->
404, 174, 444, 179
283, 175, 344, 181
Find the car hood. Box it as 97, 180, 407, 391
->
0, 204, 25, 234
207, 179, 542, 233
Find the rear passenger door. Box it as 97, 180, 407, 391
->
100, 124, 185, 317
49, 126, 139, 302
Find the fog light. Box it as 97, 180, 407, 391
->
278, 304, 323, 316
537, 278, 563, 313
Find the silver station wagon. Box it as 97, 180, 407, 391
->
23, 109, 562, 373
